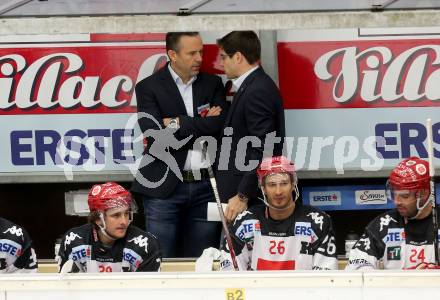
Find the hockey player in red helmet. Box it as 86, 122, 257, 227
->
202, 156, 338, 271
87, 182, 138, 242
347, 157, 440, 270
58, 182, 162, 273
386, 157, 431, 220
256, 155, 299, 214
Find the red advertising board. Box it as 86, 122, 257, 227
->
278, 39, 440, 109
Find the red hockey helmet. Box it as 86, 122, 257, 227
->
257, 156, 297, 186
386, 157, 431, 218
88, 182, 136, 213
387, 157, 430, 192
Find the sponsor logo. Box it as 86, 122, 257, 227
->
356, 237, 371, 251
307, 212, 324, 230
383, 228, 406, 243
309, 191, 341, 206
70, 245, 90, 261
294, 222, 313, 236
220, 258, 232, 270
0, 49, 167, 114
348, 258, 373, 267
416, 163, 427, 175
236, 220, 256, 241
387, 246, 401, 260
355, 190, 387, 205
300, 241, 311, 255
123, 248, 142, 269
314, 45, 440, 105
3, 226, 23, 238
380, 215, 398, 232
91, 185, 101, 196
0, 240, 22, 257
128, 235, 149, 253
64, 232, 82, 247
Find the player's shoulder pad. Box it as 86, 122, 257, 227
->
368, 209, 400, 236
232, 206, 261, 228
298, 205, 332, 232
0, 217, 29, 244
61, 224, 90, 250
125, 225, 160, 254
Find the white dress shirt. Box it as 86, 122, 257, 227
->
231, 65, 259, 100
168, 64, 208, 171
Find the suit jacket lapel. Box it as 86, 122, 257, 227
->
160, 65, 188, 115
224, 68, 261, 127
192, 76, 204, 117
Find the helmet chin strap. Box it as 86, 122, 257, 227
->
408, 194, 432, 220
258, 184, 299, 212
97, 213, 117, 242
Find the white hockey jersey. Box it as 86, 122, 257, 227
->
346, 209, 440, 270
58, 223, 161, 273
222, 204, 338, 271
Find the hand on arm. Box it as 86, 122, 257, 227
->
163, 117, 179, 127
225, 194, 248, 223
205, 106, 222, 117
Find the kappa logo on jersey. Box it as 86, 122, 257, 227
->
3, 226, 23, 239
64, 232, 82, 247
307, 212, 324, 230
387, 246, 401, 260
70, 245, 91, 261
300, 241, 311, 255
383, 228, 406, 243
294, 222, 313, 236
128, 235, 149, 253
0, 239, 22, 257
233, 210, 252, 226
379, 215, 397, 231
123, 248, 142, 269
236, 220, 256, 241
357, 237, 371, 251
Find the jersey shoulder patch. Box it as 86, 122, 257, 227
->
368, 210, 400, 237
126, 226, 160, 255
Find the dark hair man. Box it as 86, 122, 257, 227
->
215, 31, 285, 223
58, 182, 161, 273
347, 157, 440, 270
218, 156, 337, 271
131, 31, 228, 257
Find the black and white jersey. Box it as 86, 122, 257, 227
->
222, 204, 338, 271
347, 209, 440, 270
0, 217, 38, 273
57, 223, 161, 273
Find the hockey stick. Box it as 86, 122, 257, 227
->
426, 118, 439, 265
201, 142, 239, 271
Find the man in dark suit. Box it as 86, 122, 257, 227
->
132, 32, 228, 257
216, 31, 285, 223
